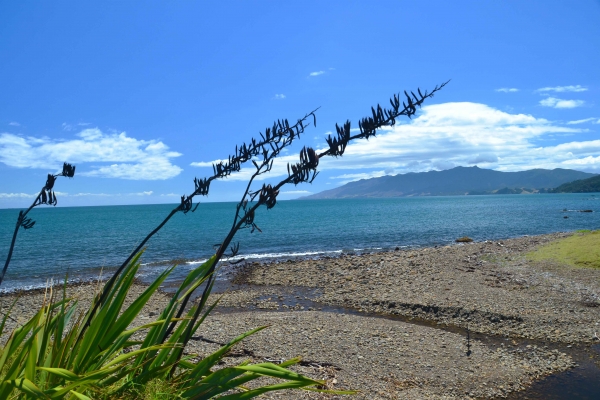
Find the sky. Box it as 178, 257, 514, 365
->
1, 0, 599, 208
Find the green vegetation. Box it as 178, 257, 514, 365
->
527, 230, 600, 269
551, 174, 600, 193
1, 83, 448, 398
0, 254, 348, 399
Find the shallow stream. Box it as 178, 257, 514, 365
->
206, 282, 600, 399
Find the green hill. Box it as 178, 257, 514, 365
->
551, 175, 600, 193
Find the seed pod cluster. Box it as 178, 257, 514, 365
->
326, 121, 351, 157
193, 177, 210, 196
180, 195, 199, 214
62, 162, 76, 178
45, 174, 56, 190
178, 110, 318, 217
287, 146, 319, 185
257, 184, 279, 209
18, 211, 35, 229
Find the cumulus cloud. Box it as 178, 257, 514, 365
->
273, 94, 286, 100
495, 88, 519, 93
536, 85, 588, 93
563, 155, 600, 165
8, 122, 20, 127
0, 129, 182, 180
539, 97, 585, 109
191, 101, 600, 183
309, 71, 325, 77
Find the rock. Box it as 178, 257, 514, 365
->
456, 236, 474, 243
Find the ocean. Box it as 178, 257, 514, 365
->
0, 194, 599, 292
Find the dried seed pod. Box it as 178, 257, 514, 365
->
45, 174, 56, 190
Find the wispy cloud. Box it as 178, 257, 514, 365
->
308, 71, 325, 77
280, 190, 312, 195
190, 159, 227, 168
567, 118, 600, 125
8, 122, 20, 127
0, 192, 36, 198
64, 191, 153, 197
273, 94, 286, 100
536, 85, 588, 93
329, 171, 388, 185
539, 97, 585, 109
0, 129, 182, 180
495, 88, 519, 93
62, 122, 91, 131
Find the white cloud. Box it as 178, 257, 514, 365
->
309, 71, 325, 77
495, 88, 519, 93
280, 190, 313, 195
0, 192, 36, 198
539, 97, 585, 109
274, 94, 286, 100
567, 118, 600, 125
562, 155, 600, 165
537, 85, 588, 93
190, 159, 227, 167
329, 171, 388, 185
321, 102, 595, 175
0, 129, 182, 180
65, 191, 154, 197
8, 122, 20, 127
191, 101, 600, 183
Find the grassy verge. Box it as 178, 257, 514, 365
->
526, 230, 600, 269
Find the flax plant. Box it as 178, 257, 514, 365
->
0, 163, 76, 288
0, 82, 447, 398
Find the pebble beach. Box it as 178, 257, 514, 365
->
2, 232, 599, 399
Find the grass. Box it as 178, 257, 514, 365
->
526, 230, 600, 269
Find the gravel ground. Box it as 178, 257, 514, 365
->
235, 232, 600, 344
1, 232, 598, 399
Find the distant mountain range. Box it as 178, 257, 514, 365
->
301, 166, 597, 199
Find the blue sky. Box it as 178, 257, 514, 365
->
1, 1, 599, 208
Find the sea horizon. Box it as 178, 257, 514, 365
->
1, 194, 599, 293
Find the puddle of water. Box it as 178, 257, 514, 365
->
507, 344, 600, 400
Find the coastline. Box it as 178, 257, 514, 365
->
2, 232, 599, 398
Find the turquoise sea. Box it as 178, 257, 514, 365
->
1, 194, 599, 292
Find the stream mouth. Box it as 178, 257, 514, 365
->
154, 269, 600, 400
207, 281, 600, 400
